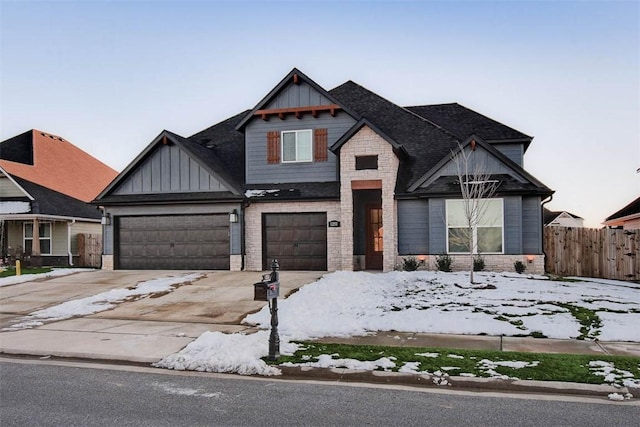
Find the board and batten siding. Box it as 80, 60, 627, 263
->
493, 143, 524, 167
113, 144, 230, 195
397, 199, 429, 254
265, 81, 333, 110
419, 145, 528, 190
522, 196, 543, 253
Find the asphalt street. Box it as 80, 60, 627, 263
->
1, 359, 638, 427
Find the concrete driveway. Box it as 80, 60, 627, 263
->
0, 269, 326, 329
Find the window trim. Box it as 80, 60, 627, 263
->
445, 198, 504, 254
281, 129, 313, 163
23, 222, 52, 255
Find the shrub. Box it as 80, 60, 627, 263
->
473, 255, 485, 272
435, 253, 452, 272
514, 260, 526, 274
402, 256, 420, 272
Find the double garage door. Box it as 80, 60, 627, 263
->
263, 213, 327, 271
117, 214, 229, 270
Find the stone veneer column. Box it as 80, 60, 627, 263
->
339, 126, 400, 272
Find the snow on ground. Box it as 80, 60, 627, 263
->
3, 273, 204, 331
0, 268, 95, 287
244, 271, 640, 342
154, 331, 297, 376
157, 270, 640, 381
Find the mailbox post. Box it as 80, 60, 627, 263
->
253, 259, 280, 360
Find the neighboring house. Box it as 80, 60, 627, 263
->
543, 209, 585, 228
95, 68, 553, 273
0, 130, 118, 266
603, 196, 640, 229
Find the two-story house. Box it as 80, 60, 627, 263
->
95, 68, 553, 273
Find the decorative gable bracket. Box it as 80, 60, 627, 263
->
254, 104, 342, 121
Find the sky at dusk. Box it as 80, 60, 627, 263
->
1, 0, 638, 227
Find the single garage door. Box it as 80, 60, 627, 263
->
263, 212, 327, 270
117, 214, 229, 270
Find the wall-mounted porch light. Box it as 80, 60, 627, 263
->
229, 209, 239, 223
101, 213, 111, 226
526, 255, 535, 264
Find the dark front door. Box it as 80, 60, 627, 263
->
116, 214, 230, 270
263, 213, 327, 270
365, 204, 383, 270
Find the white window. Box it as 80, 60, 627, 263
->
282, 130, 312, 163
446, 198, 503, 254
24, 222, 52, 255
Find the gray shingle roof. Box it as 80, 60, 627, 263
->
12, 175, 101, 219
0, 130, 33, 164
605, 196, 640, 222
406, 104, 532, 146
189, 110, 248, 187
410, 174, 551, 198
244, 182, 340, 201
329, 80, 461, 191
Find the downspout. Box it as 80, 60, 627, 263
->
541, 194, 553, 271
67, 219, 76, 266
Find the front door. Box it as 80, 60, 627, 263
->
365, 204, 383, 270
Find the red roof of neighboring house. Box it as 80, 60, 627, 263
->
0, 130, 118, 202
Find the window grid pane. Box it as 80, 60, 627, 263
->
297, 130, 312, 161
282, 132, 296, 162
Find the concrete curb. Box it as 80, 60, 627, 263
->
2, 351, 638, 400
277, 366, 640, 399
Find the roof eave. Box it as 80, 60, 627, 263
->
235, 68, 359, 131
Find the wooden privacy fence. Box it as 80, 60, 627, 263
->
544, 227, 639, 281
78, 233, 102, 268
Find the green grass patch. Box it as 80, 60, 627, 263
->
554, 303, 602, 340
0, 267, 52, 278
272, 342, 640, 385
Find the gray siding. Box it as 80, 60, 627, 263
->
245, 111, 356, 184
428, 198, 446, 254
523, 196, 543, 253
1, 175, 27, 197
266, 81, 333, 109
420, 145, 527, 189
503, 196, 522, 254
113, 145, 230, 195
427, 196, 540, 255
398, 199, 429, 254
494, 143, 524, 167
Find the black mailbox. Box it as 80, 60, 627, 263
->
253, 272, 279, 301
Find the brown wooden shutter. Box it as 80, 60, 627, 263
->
267, 131, 280, 164
314, 128, 328, 162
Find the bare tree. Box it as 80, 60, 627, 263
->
451, 139, 501, 283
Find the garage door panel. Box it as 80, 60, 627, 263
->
263, 213, 327, 271
117, 214, 230, 270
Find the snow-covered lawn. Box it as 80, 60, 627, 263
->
155, 271, 640, 379
0, 268, 95, 287
3, 273, 204, 331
